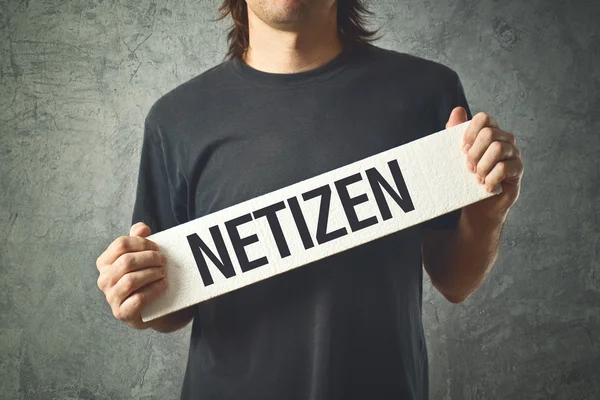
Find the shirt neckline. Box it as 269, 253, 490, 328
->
228, 42, 365, 88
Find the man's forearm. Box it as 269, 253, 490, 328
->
149, 306, 195, 333
429, 208, 508, 303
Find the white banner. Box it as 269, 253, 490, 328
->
141, 120, 501, 322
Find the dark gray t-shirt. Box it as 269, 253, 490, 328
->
132, 42, 472, 400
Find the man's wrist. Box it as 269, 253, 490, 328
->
148, 307, 194, 333
462, 205, 509, 229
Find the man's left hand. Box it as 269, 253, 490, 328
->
446, 107, 524, 219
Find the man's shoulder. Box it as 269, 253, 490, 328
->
365, 43, 460, 86
145, 59, 232, 124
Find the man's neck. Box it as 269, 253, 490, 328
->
242, 9, 343, 74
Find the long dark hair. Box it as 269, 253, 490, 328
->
215, 0, 382, 61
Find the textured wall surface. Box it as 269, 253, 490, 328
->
0, 0, 598, 399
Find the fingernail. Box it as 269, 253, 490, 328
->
160, 278, 168, 288
467, 161, 474, 172
159, 266, 166, 276
462, 143, 471, 153
476, 174, 483, 183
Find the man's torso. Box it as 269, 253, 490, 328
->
141, 42, 466, 400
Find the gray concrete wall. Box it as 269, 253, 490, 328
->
1, 0, 598, 399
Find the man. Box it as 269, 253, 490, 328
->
96, 0, 524, 399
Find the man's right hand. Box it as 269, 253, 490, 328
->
96, 222, 168, 330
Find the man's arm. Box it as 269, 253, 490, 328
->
424, 105, 523, 303
422, 207, 508, 303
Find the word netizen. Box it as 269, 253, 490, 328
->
186, 159, 416, 286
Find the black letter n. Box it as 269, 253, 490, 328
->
366, 159, 415, 221
187, 225, 235, 287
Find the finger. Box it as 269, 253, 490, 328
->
97, 235, 159, 267
130, 222, 152, 238
462, 112, 500, 152
116, 278, 168, 323
111, 250, 167, 284
482, 158, 523, 192
130, 223, 160, 258
473, 141, 519, 182
465, 127, 516, 173
446, 106, 468, 129
110, 266, 167, 307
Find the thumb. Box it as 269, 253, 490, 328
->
130, 222, 152, 238
445, 106, 468, 129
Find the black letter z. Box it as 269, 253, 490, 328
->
302, 185, 348, 245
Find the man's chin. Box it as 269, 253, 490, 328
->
248, 0, 314, 30
266, 13, 309, 30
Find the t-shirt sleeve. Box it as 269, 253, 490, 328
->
131, 117, 181, 234
421, 71, 473, 230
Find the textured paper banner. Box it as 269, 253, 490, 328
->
141, 120, 502, 322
